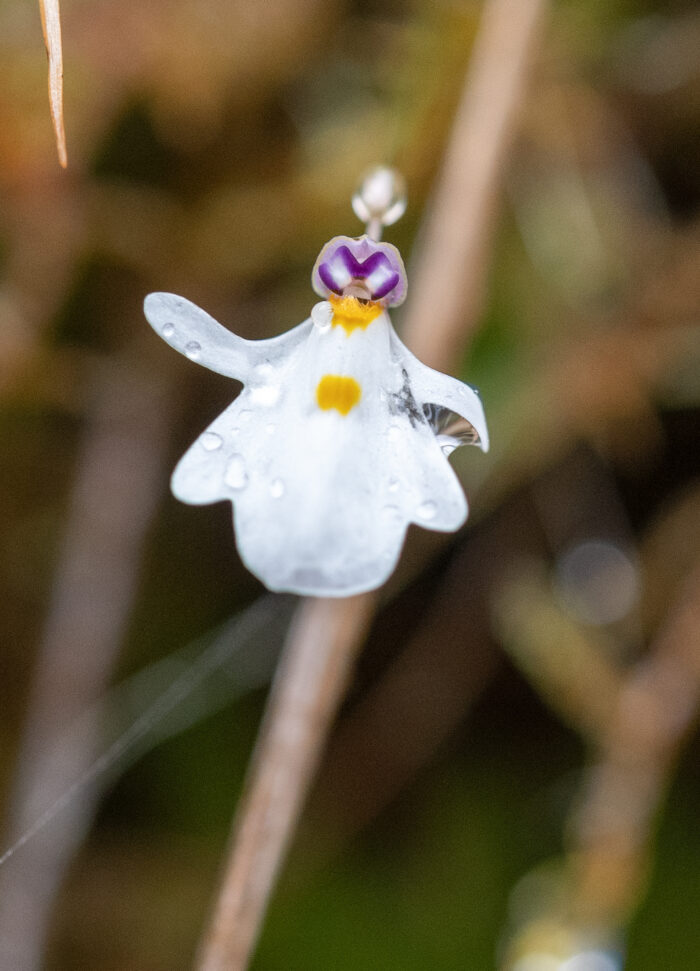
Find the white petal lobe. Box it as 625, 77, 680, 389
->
148, 292, 487, 596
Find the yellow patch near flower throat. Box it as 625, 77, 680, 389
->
316, 375, 362, 416
329, 294, 382, 335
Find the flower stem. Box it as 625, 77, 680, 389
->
197, 1, 549, 967
197, 595, 376, 971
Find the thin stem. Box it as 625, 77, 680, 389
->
402, 0, 547, 372
570, 564, 700, 928
366, 216, 383, 242
198, 595, 376, 971
197, 1, 548, 967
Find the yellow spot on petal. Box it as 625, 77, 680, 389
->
329, 294, 382, 335
316, 375, 362, 416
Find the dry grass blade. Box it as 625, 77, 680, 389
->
38, 0, 67, 168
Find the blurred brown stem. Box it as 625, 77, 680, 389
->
402, 0, 546, 372
198, 595, 376, 971
197, 1, 548, 968
570, 562, 700, 927
0, 361, 170, 971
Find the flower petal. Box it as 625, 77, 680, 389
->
390, 331, 489, 451
147, 288, 486, 597
144, 293, 313, 381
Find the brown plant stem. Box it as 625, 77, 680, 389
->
402, 0, 547, 373
0, 362, 170, 971
197, 1, 548, 967
198, 595, 376, 971
570, 562, 700, 928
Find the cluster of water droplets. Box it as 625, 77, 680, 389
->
180, 352, 285, 500
161, 318, 201, 363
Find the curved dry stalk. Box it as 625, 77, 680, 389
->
0, 365, 169, 971
197, 1, 549, 968
39, 0, 67, 167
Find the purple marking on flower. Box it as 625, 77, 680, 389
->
317, 246, 399, 300
317, 261, 344, 294
311, 235, 408, 307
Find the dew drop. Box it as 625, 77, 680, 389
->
239, 409, 252, 422
437, 434, 459, 457
311, 302, 333, 332
224, 454, 248, 490
162, 322, 175, 338
201, 432, 223, 451
388, 477, 400, 493
417, 500, 437, 521
185, 341, 201, 360
387, 423, 401, 443
266, 423, 276, 435
255, 363, 274, 380
250, 385, 280, 407
231, 426, 240, 436
270, 478, 285, 498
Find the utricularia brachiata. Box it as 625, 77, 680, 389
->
144, 168, 488, 596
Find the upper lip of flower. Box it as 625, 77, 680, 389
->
318, 245, 401, 300
312, 235, 408, 307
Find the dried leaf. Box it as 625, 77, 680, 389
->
39, 0, 67, 168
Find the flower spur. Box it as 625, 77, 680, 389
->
144, 168, 488, 596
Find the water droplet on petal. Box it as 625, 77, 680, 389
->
224, 454, 248, 490
388, 477, 400, 493
417, 500, 437, 521
231, 426, 240, 436
255, 363, 274, 380
162, 322, 175, 338
270, 478, 285, 498
185, 341, 201, 360
250, 385, 280, 407
311, 302, 333, 332
437, 434, 459, 456
266, 423, 276, 435
201, 432, 223, 451
387, 423, 401, 442
239, 409, 252, 422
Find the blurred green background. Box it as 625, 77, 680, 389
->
1, 0, 699, 968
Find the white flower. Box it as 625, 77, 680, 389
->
144, 234, 487, 596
